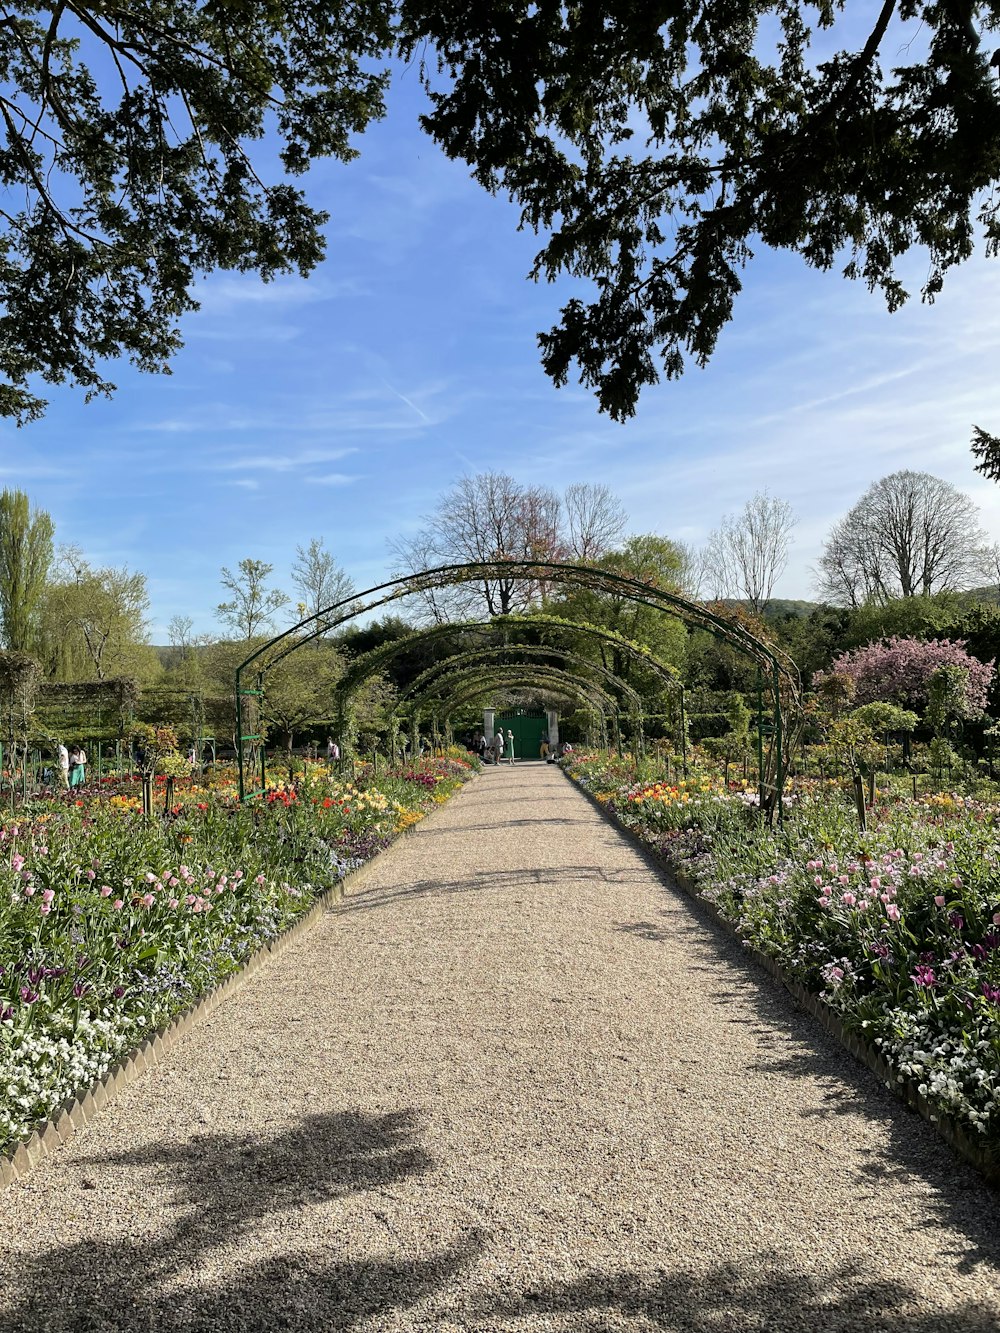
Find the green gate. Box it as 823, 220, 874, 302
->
497, 709, 547, 759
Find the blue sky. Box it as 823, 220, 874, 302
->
4, 59, 1000, 640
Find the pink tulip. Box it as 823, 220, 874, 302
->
100, 885, 112, 897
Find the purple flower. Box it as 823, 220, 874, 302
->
19, 987, 38, 1003
72, 981, 89, 999
982, 983, 1000, 1004
0, 1005, 13, 1021
949, 911, 965, 931
911, 964, 937, 988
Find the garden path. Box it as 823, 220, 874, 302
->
3, 763, 1000, 1332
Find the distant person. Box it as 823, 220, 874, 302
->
68, 744, 87, 788
57, 742, 69, 789
505, 729, 515, 765
539, 736, 549, 761
478, 733, 488, 761
491, 731, 503, 764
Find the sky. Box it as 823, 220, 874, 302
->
4, 52, 1000, 641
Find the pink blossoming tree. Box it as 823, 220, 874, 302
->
815, 638, 994, 718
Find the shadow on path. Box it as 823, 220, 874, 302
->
612, 866, 1000, 1273
0, 1109, 484, 1333
337, 865, 650, 914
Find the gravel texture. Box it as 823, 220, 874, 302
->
3, 762, 1000, 1331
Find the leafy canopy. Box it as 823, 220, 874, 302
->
404, 0, 1000, 418
0, 0, 393, 421
3, 1, 1000, 423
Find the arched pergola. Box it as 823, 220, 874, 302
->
236, 560, 798, 816
330, 612, 683, 751
391, 646, 647, 757
411, 666, 616, 750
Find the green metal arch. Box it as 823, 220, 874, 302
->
409, 662, 618, 716
333, 613, 681, 714
431, 675, 610, 749
414, 665, 616, 745
403, 658, 625, 757
396, 646, 644, 713
237, 560, 797, 814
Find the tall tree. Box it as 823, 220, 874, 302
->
39, 548, 151, 680
291, 538, 356, 630
217, 559, 290, 640
563, 483, 627, 563
404, 1, 1000, 419
817, 471, 988, 606
0, 489, 53, 652
971, 425, 1000, 483
704, 493, 796, 614
391, 474, 631, 620
391, 473, 566, 620
550, 534, 688, 683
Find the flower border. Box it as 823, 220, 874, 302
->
562, 766, 1000, 1186
0, 772, 477, 1192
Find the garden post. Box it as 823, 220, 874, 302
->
852, 774, 867, 832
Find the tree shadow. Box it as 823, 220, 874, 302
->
469, 1254, 1000, 1331
606, 853, 1000, 1268
0, 1108, 484, 1332
337, 865, 651, 914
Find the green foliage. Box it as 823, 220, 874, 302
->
405, 1, 1000, 419
0, 490, 53, 654
0, 1, 394, 421
217, 559, 290, 640
850, 703, 919, 736
971, 425, 1000, 484
37, 549, 152, 683
548, 535, 687, 681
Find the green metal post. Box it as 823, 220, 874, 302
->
774, 660, 784, 825
679, 686, 688, 778
258, 672, 266, 796
756, 668, 765, 814
236, 665, 245, 801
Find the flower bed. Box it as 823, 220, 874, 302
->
563, 752, 1000, 1165
0, 752, 478, 1152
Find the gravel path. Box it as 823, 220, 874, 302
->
3, 763, 1000, 1332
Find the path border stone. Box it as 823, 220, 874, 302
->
563, 763, 1000, 1188
0, 773, 478, 1193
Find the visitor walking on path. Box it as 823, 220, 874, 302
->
68, 744, 86, 788
505, 728, 515, 765
56, 742, 69, 789
491, 731, 504, 765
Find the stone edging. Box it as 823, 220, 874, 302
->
0, 771, 478, 1192
563, 766, 1000, 1187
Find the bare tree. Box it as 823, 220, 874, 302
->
563, 483, 627, 562
291, 537, 355, 631
391, 473, 567, 620
673, 541, 707, 600
816, 471, 988, 605
704, 492, 796, 614
217, 559, 289, 640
